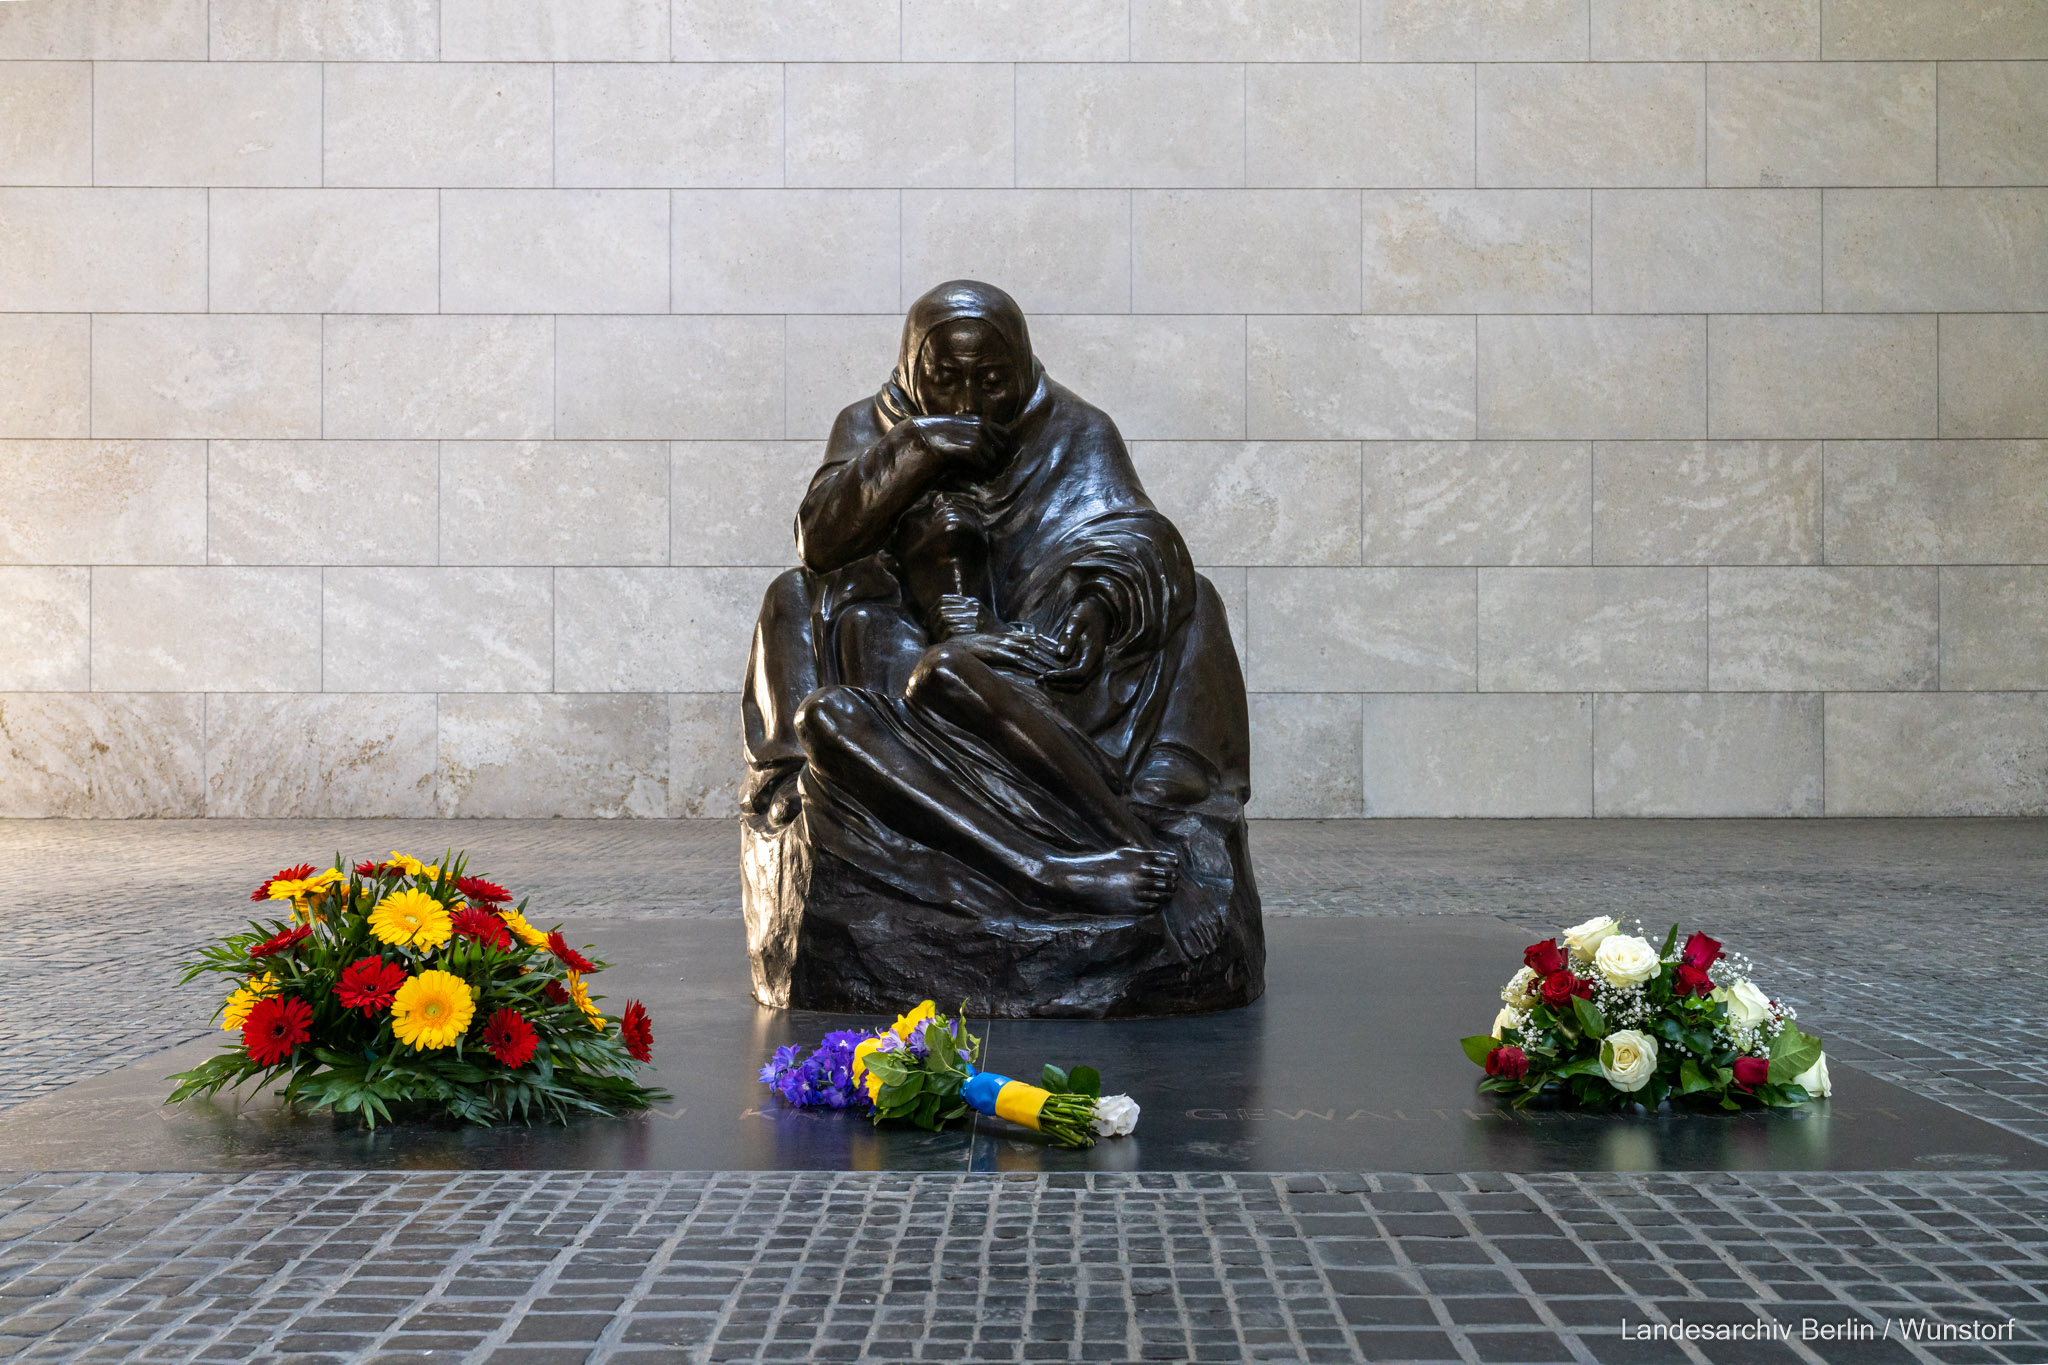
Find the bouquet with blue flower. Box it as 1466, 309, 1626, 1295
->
757, 1028, 873, 1110
760, 1001, 1140, 1149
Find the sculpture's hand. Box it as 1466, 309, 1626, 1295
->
956, 626, 1065, 676
1040, 597, 1112, 691
932, 593, 987, 639
904, 415, 1012, 479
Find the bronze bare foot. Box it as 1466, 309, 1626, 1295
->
1038, 847, 1180, 913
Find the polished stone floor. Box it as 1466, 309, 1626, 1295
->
2, 817, 2045, 1363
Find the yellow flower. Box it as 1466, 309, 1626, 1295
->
851, 1037, 885, 1100
498, 907, 550, 948
389, 969, 475, 1050
890, 1000, 938, 1043
368, 888, 452, 949
568, 971, 605, 1032
386, 852, 440, 879
220, 973, 279, 1031
267, 868, 343, 901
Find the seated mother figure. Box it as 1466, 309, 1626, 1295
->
741, 280, 1262, 1016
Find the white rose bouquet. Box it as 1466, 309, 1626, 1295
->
1461, 922, 1827, 1111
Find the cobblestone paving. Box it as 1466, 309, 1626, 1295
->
1, 1169, 2043, 1365
3, 818, 2046, 1364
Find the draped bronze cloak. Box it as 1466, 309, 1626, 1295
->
740, 283, 1261, 1016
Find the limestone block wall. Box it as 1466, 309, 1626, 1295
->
1, 0, 2044, 818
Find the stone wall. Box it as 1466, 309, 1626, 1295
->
1, 0, 2044, 818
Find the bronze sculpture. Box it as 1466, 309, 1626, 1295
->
741, 281, 1263, 1017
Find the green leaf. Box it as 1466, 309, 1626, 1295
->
1459, 1035, 1499, 1068
1767, 1024, 1823, 1085
1660, 922, 1680, 958
1678, 1059, 1714, 1094
1068, 1065, 1101, 1098
1571, 995, 1609, 1040
1040, 1064, 1069, 1094
1553, 1055, 1602, 1079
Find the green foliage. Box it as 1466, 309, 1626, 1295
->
866, 1010, 979, 1133
1767, 1023, 1823, 1084
169, 850, 665, 1128
1465, 922, 1825, 1115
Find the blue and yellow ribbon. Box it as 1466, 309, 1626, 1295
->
961, 1069, 1049, 1132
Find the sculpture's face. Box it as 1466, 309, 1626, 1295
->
917, 319, 1020, 420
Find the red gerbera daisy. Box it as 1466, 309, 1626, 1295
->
248, 924, 313, 959
546, 931, 598, 974
335, 957, 408, 1014
620, 1000, 653, 1063
455, 875, 512, 904
251, 863, 316, 901
450, 906, 513, 951
353, 859, 389, 878
543, 980, 572, 1006
242, 995, 313, 1066
480, 1008, 539, 1068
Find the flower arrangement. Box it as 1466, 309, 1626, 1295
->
1462, 916, 1829, 1111
171, 853, 664, 1126
759, 1000, 1140, 1148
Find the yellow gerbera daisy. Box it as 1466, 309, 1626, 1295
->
368, 888, 452, 949
498, 907, 550, 948
386, 852, 440, 879
267, 869, 343, 901
220, 973, 279, 1030
389, 969, 475, 1050
568, 971, 605, 1032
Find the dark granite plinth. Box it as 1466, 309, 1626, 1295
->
3, 917, 2040, 1174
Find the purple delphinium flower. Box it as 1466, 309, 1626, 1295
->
758, 1044, 801, 1086
761, 1029, 877, 1111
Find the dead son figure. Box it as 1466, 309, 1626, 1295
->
740, 280, 1264, 1017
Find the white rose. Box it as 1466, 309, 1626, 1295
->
1792, 1053, 1831, 1098
1092, 1094, 1140, 1137
1501, 966, 1539, 1009
1593, 934, 1659, 988
1562, 915, 1619, 963
1715, 979, 1771, 1030
1599, 1029, 1658, 1093
1492, 1005, 1527, 1039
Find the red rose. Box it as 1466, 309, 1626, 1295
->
242, 995, 313, 1067
250, 863, 316, 901
456, 875, 511, 904
335, 957, 407, 1014
547, 931, 598, 974
1673, 962, 1714, 998
481, 1008, 538, 1068
621, 1001, 653, 1063
1732, 1056, 1770, 1092
1485, 1045, 1527, 1080
1524, 940, 1567, 977
451, 906, 513, 951
1539, 970, 1587, 1008
248, 924, 312, 959
1681, 931, 1723, 971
